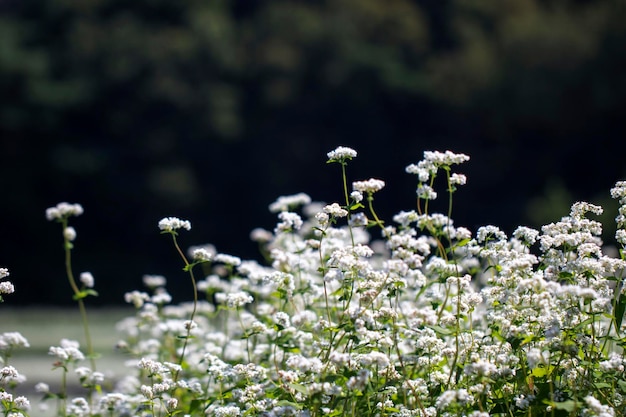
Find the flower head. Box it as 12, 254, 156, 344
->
353, 178, 385, 194
158, 217, 191, 232
45, 202, 84, 221
327, 146, 357, 163
80, 272, 95, 288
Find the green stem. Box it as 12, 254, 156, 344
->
341, 162, 355, 246
170, 233, 198, 381
62, 219, 96, 374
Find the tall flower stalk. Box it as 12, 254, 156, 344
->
46, 203, 97, 373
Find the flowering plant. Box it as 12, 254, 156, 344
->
2, 146, 626, 417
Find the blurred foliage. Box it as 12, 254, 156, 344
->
1, 0, 625, 304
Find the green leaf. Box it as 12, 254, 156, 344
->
552, 400, 577, 412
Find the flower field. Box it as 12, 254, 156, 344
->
1, 146, 626, 417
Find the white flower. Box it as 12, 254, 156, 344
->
350, 190, 363, 203
13, 396, 29, 411
0, 268, 8, 279
269, 192, 312, 213
193, 248, 212, 262
214, 253, 242, 266
142, 275, 166, 288
63, 226, 77, 241
0, 281, 14, 295
323, 203, 348, 218
0, 332, 29, 350
124, 290, 150, 308
45, 202, 84, 221
423, 150, 470, 166
275, 211, 303, 233
49, 339, 84, 362
327, 146, 357, 162
158, 217, 191, 232
34, 382, 50, 393
417, 184, 437, 200
353, 178, 385, 194
449, 173, 467, 185
250, 228, 273, 242
80, 272, 94, 288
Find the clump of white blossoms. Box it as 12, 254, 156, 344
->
45, 202, 84, 221
158, 217, 191, 232
352, 178, 385, 194
326, 145, 357, 162
0, 268, 14, 300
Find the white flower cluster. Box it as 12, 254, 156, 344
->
352, 178, 385, 194
269, 192, 312, 213
158, 217, 191, 232
0, 267, 14, 296
45, 202, 84, 221
326, 146, 357, 162
49, 339, 85, 362
406, 150, 470, 183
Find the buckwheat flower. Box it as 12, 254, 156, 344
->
350, 190, 363, 203
79, 272, 94, 288
349, 212, 369, 227
275, 211, 303, 233
424, 150, 470, 166
34, 382, 50, 393
49, 339, 84, 362
140, 384, 154, 399
45, 202, 84, 221
611, 181, 626, 203
417, 184, 437, 200
405, 162, 433, 182
213, 253, 242, 267
513, 226, 539, 245
223, 291, 254, 308
269, 192, 312, 213
327, 146, 357, 162
0, 268, 8, 279
0, 282, 14, 295
435, 389, 473, 410
63, 226, 77, 241
124, 290, 150, 308
166, 398, 178, 410
250, 228, 273, 243
142, 274, 166, 288
158, 217, 191, 232
273, 312, 291, 328
13, 396, 29, 411
323, 203, 348, 218
584, 395, 615, 417
476, 225, 507, 243
0, 366, 19, 381
212, 405, 241, 417
353, 178, 385, 194
75, 366, 92, 379
315, 211, 330, 228
449, 173, 467, 185
193, 248, 212, 262
616, 229, 626, 245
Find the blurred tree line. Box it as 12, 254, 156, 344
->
1, 0, 625, 305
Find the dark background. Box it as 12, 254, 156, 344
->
1, 0, 625, 305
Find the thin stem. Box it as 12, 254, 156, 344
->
341, 162, 355, 246
170, 233, 198, 381
62, 219, 96, 374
